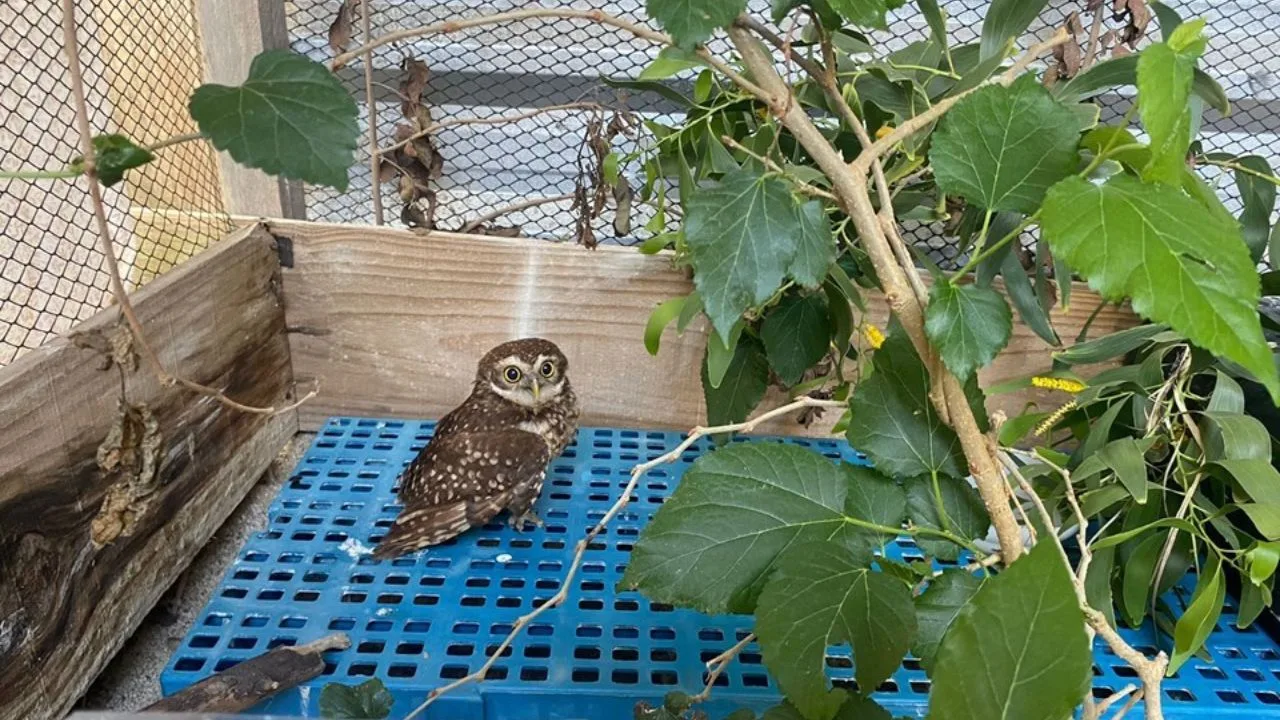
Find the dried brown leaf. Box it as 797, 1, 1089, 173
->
400, 58, 430, 119
327, 0, 356, 54
612, 181, 633, 236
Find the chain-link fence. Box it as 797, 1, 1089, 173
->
0, 0, 229, 366
285, 0, 1280, 262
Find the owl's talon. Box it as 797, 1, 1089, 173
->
509, 510, 544, 531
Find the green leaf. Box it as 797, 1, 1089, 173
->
1000, 246, 1060, 345
1238, 574, 1275, 628
189, 49, 359, 191
81, 134, 154, 187
1234, 156, 1277, 261
1085, 544, 1118, 629
761, 294, 831, 385
319, 679, 394, 719
602, 76, 692, 108
1099, 437, 1152, 504
1119, 533, 1162, 626
925, 283, 1013, 381
1207, 370, 1245, 413
792, 200, 836, 289
1247, 541, 1280, 586
707, 319, 745, 389
647, 0, 746, 48
677, 291, 703, 332
703, 334, 768, 427
1057, 54, 1229, 114
603, 152, 620, 186
1153, 1, 1184, 39
1091, 518, 1198, 551
917, 0, 948, 56
828, 0, 889, 28
645, 297, 687, 356
1169, 554, 1225, 674
1081, 126, 1151, 170
928, 541, 1092, 720
762, 696, 892, 720
979, 0, 1049, 60
1052, 323, 1167, 365
1239, 503, 1280, 540
1136, 30, 1205, 185
639, 46, 704, 80
623, 443, 863, 613
1202, 412, 1272, 462
684, 168, 803, 340
1042, 175, 1279, 403
906, 474, 990, 562
930, 75, 1080, 213
847, 328, 964, 478
693, 69, 714, 102
913, 570, 985, 674
757, 541, 915, 720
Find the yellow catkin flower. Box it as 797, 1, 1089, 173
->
875, 125, 894, 140
1034, 400, 1078, 437
864, 324, 885, 350
1030, 376, 1087, 394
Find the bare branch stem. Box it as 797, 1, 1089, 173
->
719, 135, 838, 201
402, 397, 845, 719
690, 632, 755, 703
457, 193, 575, 234
361, 0, 384, 225
380, 103, 605, 157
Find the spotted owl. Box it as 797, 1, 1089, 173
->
373, 338, 580, 559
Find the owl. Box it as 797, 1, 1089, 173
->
372, 338, 580, 559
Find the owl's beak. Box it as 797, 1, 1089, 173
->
530, 379, 541, 404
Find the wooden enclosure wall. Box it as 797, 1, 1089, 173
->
0, 225, 296, 720
272, 220, 1140, 436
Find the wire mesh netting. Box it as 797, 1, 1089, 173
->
284, 0, 1280, 264
0, 0, 230, 366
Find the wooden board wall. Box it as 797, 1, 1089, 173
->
272, 220, 1140, 435
0, 225, 297, 720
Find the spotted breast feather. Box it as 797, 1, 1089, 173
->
372, 429, 550, 559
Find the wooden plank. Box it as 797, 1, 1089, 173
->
196, 0, 306, 219
273, 219, 1140, 436
0, 224, 297, 720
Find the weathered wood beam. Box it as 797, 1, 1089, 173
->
0, 223, 297, 720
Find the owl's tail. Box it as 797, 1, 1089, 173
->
372, 501, 473, 560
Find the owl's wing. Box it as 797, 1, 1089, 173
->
372, 429, 550, 559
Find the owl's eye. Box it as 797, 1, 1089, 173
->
538, 361, 556, 378
502, 366, 522, 383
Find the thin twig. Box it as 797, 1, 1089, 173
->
1088, 684, 1138, 720
361, 0, 384, 225
1083, 4, 1106, 69
59, 0, 315, 417
147, 131, 205, 153
332, 8, 766, 98
690, 632, 755, 703
1001, 453, 1167, 720
380, 103, 605, 157
457, 193, 575, 234
401, 397, 845, 720
1108, 689, 1144, 720
719, 135, 838, 200
1198, 156, 1280, 186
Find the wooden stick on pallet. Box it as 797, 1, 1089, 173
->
141, 633, 350, 714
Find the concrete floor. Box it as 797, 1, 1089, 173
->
75, 434, 313, 712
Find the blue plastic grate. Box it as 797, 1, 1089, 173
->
162, 418, 1280, 719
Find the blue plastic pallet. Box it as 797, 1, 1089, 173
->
161, 418, 1280, 719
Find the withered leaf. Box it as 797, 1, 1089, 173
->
613, 180, 633, 236
400, 58, 430, 119
327, 0, 357, 54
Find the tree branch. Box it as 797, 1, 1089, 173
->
690, 632, 755, 703
727, 22, 1030, 562
361, 0, 385, 225
401, 396, 845, 719
457, 193, 575, 234
58, 0, 316, 417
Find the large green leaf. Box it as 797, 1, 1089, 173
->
1136, 24, 1206, 185
319, 679, 394, 719
1169, 554, 1226, 674
684, 168, 806, 339
928, 542, 1093, 720
1052, 323, 1168, 366
623, 443, 863, 614
930, 75, 1079, 213
1056, 54, 1229, 114
756, 541, 915, 720
913, 570, 986, 674
762, 696, 892, 720
847, 328, 964, 478
906, 474, 990, 562
793, 200, 837, 289
761, 294, 831, 385
189, 49, 359, 191
828, 0, 889, 28
702, 335, 769, 427
925, 283, 1012, 380
979, 0, 1049, 60
1041, 175, 1279, 403
1234, 155, 1277, 261
647, 0, 746, 48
